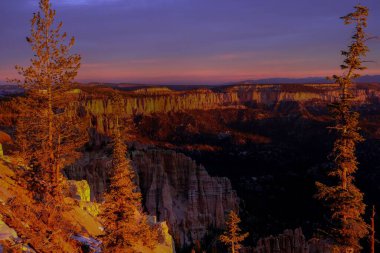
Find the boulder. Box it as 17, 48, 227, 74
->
0, 131, 12, 158
67, 180, 91, 202
0, 219, 17, 241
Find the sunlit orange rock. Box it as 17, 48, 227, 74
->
0, 131, 11, 157
81, 84, 380, 134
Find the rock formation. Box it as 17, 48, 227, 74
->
0, 159, 102, 251
65, 151, 111, 200
0, 159, 175, 253
132, 149, 239, 247
0, 131, 12, 158
80, 84, 380, 134
241, 228, 332, 253
68, 180, 91, 202
0, 220, 17, 241
66, 149, 239, 248
67, 180, 100, 217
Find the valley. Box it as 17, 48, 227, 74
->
3, 82, 379, 251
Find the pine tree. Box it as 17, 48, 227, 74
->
219, 210, 249, 253
316, 5, 370, 252
2, 0, 87, 251
99, 93, 158, 252
11, 0, 86, 201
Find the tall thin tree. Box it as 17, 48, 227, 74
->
1, 0, 86, 250
99, 93, 158, 251
316, 4, 370, 252
219, 210, 249, 253
12, 0, 85, 201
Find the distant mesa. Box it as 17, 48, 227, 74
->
133, 87, 174, 95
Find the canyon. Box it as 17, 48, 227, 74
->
78, 83, 380, 139
1, 83, 380, 252
76, 83, 380, 251
82, 83, 380, 116
66, 149, 239, 248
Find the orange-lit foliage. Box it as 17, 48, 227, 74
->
11, 0, 86, 201
220, 210, 249, 253
0, 166, 80, 252
1, 0, 87, 250
99, 94, 158, 251
0, 100, 16, 127
316, 5, 369, 252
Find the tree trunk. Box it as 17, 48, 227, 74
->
342, 167, 347, 190
48, 84, 55, 185
371, 206, 375, 253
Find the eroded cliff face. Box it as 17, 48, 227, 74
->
131, 149, 239, 247
83, 84, 380, 116
81, 84, 380, 134
65, 149, 239, 248
66, 151, 111, 200
241, 228, 332, 253
224, 84, 379, 105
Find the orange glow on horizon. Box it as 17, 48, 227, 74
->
1, 61, 380, 84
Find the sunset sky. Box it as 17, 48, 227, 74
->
0, 0, 379, 84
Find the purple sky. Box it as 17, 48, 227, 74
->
0, 0, 379, 84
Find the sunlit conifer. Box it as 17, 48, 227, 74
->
316, 5, 370, 252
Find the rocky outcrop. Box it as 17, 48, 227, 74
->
0, 159, 102, 251
0, 159, 175, 253
241, 228, 332, 253
68, 180, 91, 202
65, 151, 111, 201
65, 178, 176, 252
224, 84, 378, 105
0, 219, 17, 241
132, 149, 239, 247
66, 149, 239, 248
67, 180, 100, 217
0, 131, 11, 158
81, 84, 380, 134
83, 84, 380, 114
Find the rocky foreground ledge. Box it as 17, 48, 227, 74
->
0, 157, 175, 253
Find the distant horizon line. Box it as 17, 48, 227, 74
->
1, 74, 380, 86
